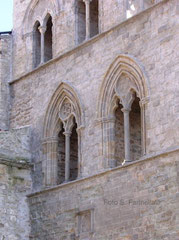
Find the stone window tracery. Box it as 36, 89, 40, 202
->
58, 98, 78, 183
97, 55, 150, 168
42, 83, 84, 187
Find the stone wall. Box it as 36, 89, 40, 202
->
28, 150, 179, 240
0, 126, 31, 161
12, 0, 164, 78
0, 34, 12, 130
9, 0, 179, 186
0, 160, 32, 240
0, 127, 32, 240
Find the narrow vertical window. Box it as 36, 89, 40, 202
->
70, 122, 78, 181
115, 103, 125, 166
33, 21, 41, 68
58, 126, 65, 184
77, 0, 86, 44
57, 120, 78, 184
130, 94, 141, 161
90, 0, 99, 38
44, 15, 53, 62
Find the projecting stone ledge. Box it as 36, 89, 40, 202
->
0, 153, 32, 169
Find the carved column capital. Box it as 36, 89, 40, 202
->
83, 0, 92, 4
63, 131, 72, 137
121, 108, 131, 113
38, 26, 46, 34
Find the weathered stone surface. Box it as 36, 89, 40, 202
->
0, 35, 12, 130
28, 152, 179, 240
0, 162, 32, 240
0, 126, 31, 161
0, 0, 178, 239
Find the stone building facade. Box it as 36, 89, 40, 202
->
0, 0, 179, 239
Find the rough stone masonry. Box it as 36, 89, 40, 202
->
0, 0, 179, 239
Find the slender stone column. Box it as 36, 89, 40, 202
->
83, 0, 92, 40
140, 0, 144, 10
122, 108, 131, 162
38, 26, 46, 64
64, 131, 71, 181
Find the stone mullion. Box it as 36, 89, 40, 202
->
83, 0, 92, 40
122, 108, 131, 162
64, 132, 71, 182
38, 26, 46, 64
140, 0, 144, 10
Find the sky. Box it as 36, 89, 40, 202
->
0, 0, 13, 32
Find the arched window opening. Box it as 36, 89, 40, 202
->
57, 119, 78, 185
44, 16, 53, 62
70, 122, 78, 181
77, 0, 86, 44
90, 0, 99, 38
97, 55, 149, 169
43, 83, 85, 187
77, 0, 99, 44
33, 21, 41, 68
114, 103, 125, 166
57, 126, 65, 184
130, 94, 142, 161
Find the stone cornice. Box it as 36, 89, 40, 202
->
27, 144, 179, 198
9, 0, 168, 85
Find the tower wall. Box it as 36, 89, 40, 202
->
0, 35, 12, 130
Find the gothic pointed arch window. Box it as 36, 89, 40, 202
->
97, 55, 150, 168
33, 21, 41, 68
42, 83, 85, 187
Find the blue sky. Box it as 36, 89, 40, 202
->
0, 0, 13, 32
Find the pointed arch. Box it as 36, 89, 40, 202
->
97, 55, 150, 168
22, 0, 60, 35
42, 82, 85, 186
43, 82, 85, 139
97, 54, 150, 119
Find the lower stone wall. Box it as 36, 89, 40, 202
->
28, 150, 179, 240
0, 161, 32, 240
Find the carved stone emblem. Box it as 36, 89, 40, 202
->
59, 99, 73, 120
